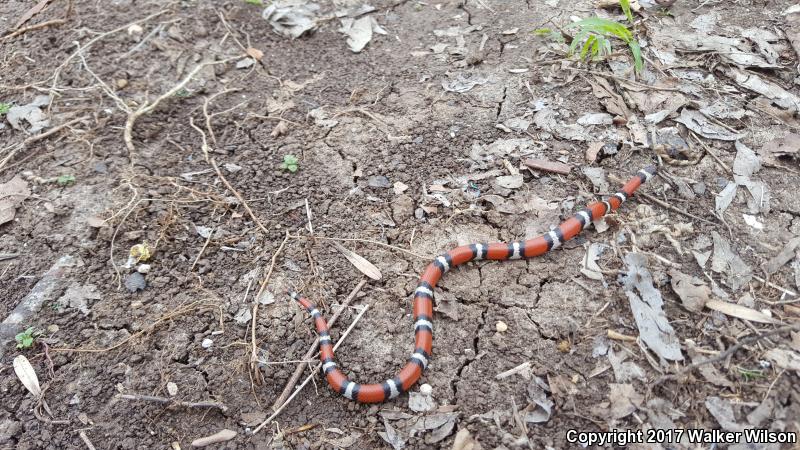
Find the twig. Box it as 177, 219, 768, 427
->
752, 274, 798, 298
0, 116, 89, 173
250, 232, 290, 382
290, 235, 432, 259
124, 58, 236, 155
254, 304, 370, 434
608, 174, 716, 225
202, 88, 242, 146
690, 132, 732, 175
2, 18, 67, 41
117, 393, 228, 413
271, 279, 367, 410
190, 226, 216, 272
188, 117, 268, 233
650, 324, 800, 391
78, 431, 96, 450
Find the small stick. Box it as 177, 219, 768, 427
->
189, 117, 268, 233
78, 431, 97, 450
650, 324, 800, 391
271, 279, 367, 410
495, 361, 531, 380
190, 226, 215, 272
690, 132, 732, 175
254, 304, 370, 435
752, 274, 798, 298
608, 330, 638, 342
2, 18, 67, 41
125, 58, 236, 154
610, 174, 716, 225
0, 116, 89, 173
250, 232, 290, 381
291, 235, 432, 260
117, 394, 229, 413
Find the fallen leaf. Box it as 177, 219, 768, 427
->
523, 158, 571, 175
332, 241, 382, 280
0, 175, 31, 226
495, 174, 524, 189
451, 429, 482, 450
13, 355, 41, 397
378, 415, 406, 450
763, 348, 800, 372
525, 377, 553, 423
262, 1, 320, 39
669, 269, 709, 312
442, 73, 488, 93
608, 383, 643, 419
591, 76, 630, 119
581, 243, 608, 281
622, 253, 683, 361
724, 67, 800, 113
705, 299, 780, 324
686, 340, 733, 388
582, 166, 609, 192
607, 347, 646, 382
675, 109, 744, 141
6, 95, 51, 133
711, 231, 752, 291
246, 47, 264, 60
760, 133, 800, 165
338, 16, 386, 52
715, 182, 737, 214
705, 396, 743, 432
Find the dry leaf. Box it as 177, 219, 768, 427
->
0, 175, 31, 226
763, 348, 800, 372
523, 158, 572, 175
669, 269, 710, 312
332, 241, 382, 280
246, 47, 264, 60
705, 299, 780, 324
13, 355, 41, 398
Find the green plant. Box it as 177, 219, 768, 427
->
174, 88, 191, 98
738, 367, 765, 382
57, 174, 76, 186
0, 102, 11, 115
565, 17, 643, 74
15, 327, 39, 349
245, 0, 264, 4
619, 0, 634, 23
280, 154, 299, 173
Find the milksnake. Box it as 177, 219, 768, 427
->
290, 165, 658, 403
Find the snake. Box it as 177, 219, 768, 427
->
289, 165, 658, 403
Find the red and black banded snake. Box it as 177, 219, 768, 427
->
289, 165, 657, 403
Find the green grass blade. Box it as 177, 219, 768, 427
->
620, 0, 634, 23
629, 39, 643, 74
580, 35, 595, 60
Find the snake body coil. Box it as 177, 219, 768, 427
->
290, 166, 657, 403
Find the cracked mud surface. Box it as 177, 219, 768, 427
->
2, 0, 800, 449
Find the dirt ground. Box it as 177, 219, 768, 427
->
2, 0, 800, 448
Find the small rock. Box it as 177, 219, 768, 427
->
234, 306, 252, 326
420, 383, 433, 395
408, 391, 436, 412
124, 272, 146, 292
496, 321, 508, 332
130, 354, 144, 364
93, 161, 108, 173
191, 429, 237, 448
137, 264, 151, 274
167, 382, 178, 397
47, 324, 59, 334
368, 175, 391, 188
393, 181, 409, 195
115, 79, 128, 89
391, 195, 415, 223
224, 163, 242, 173
201, 338, 214, 349
130, 300, 143, 309
69, 394, 80, 405
693, 182, 706, 195
127, 24, 143, 36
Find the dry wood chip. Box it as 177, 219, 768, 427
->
332, 242, 382, 280
523, 158, 571, 175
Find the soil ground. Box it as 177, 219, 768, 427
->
1, 0, 799, 449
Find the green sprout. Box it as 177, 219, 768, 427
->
245, 0, 264, 4
565, 17, 643, 74
57, 174, 76, 186
620, 0, 634, 23
15, 327, 39, 349
738, 367, 765, 382
0, 102, 11, 116
280, 154, 299, 173
174, 88, 191, 98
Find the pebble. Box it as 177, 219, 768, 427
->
201, 338, 213, 349
191, 429, 237, 448
137, 264, 151, 274
420, 383, 433, 395
367, 175, 391, 188
167, 382, 178, 397
127, 24, 143, 36
496, 321, 508, 332
124, 272, 146, 292
393, 181, 409, 195
47, 325, 59, 333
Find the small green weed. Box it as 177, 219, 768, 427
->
0, 102, 11, 116
174, 88, 191, 98
619, 0, 634, 23
565, 17, 643, 74
15, 327, 39, 349
280, 154, 299, 173
57, 174, 76, 186
245, 0, 264, 5
738, 367, 765, 382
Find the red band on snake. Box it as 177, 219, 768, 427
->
289, 166, 657, 403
